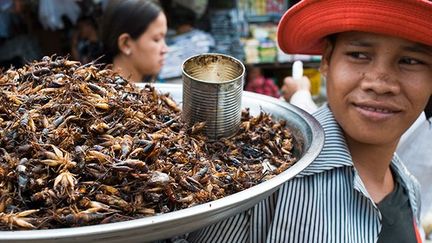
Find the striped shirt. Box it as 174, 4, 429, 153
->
186, 105, 422, 243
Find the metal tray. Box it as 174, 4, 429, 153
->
0, 83, 324, 243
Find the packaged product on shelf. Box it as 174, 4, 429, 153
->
258, 40, 277, 63
242, 38, 260, 64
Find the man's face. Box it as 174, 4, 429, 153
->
320, 31, 432, 147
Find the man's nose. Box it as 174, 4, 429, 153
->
360, 64, 401, 95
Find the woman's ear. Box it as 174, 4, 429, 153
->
117, 33, 132, 56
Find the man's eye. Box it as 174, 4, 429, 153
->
347, 52, 367, 59
400, 57, 422, 65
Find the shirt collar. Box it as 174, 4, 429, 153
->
294, 105, 421, 221
297, 104, 353, 177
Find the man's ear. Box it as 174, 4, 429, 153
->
117, 33, 132, 56
319, 61, 328, 79
319, 39, 334, 78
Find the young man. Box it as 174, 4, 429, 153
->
186, 0, 432, 242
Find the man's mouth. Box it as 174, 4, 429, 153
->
357, 105, 396, 114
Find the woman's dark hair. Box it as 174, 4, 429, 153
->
99, 0, 162, 63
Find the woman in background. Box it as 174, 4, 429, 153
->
99, 0, 168, 83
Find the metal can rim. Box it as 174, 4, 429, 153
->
181, 53, 245, 84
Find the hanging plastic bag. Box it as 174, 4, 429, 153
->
38, 0, 81, 30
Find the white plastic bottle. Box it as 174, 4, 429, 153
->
292, 60, 303, 81
289, 60, 318, 114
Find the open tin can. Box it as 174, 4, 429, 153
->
182, 53, 245, 141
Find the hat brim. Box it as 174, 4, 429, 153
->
277, 0, 432, 55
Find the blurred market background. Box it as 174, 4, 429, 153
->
0, 0, 322, 96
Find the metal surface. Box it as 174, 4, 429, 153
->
182, 53, 245, 141
0, 83, 324, 243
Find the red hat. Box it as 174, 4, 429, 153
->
277, 0, 432, 55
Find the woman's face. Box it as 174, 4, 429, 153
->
129, 12, 168, 77
320, 31, 432, 146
